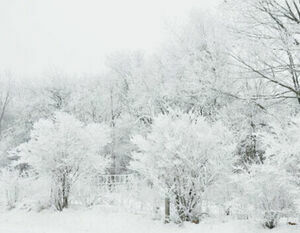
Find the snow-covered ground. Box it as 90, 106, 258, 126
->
0, 207, 299, 233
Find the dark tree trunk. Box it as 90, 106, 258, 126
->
53, 172, 70, 211
61, 173, 69, 209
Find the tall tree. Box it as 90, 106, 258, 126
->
227, 0, 300, 104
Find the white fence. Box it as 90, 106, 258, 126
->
88, 173, 157, 215
95, 173, 138, 187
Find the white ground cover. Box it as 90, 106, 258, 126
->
0, 206, 298, 233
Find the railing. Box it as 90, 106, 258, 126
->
95, 173, 138, 187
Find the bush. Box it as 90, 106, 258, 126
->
0, 168, 20, 209
237, 165, 297, 229
15, 112, 111, 211
71, 175, 102, 207
131, 112, 235, 223
0, 168, 52, 211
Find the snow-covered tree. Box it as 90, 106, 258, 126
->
232, 114, 300, 228
15, 112, 111, 210
130, 112, 235, 223
262, 114, 300, 187
151, 10, 233, 118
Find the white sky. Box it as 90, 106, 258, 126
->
0, 0, 221, 76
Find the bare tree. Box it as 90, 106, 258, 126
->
230, 0, 300, 104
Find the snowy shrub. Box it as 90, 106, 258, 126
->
0, 168, 52, 211
130, 112, 235, 223
125, 180, 162, 217
232, 116, 300, 229
0, 168, 20, 209
71, 175, 102, 207
15, 112, 111, 211
206, 176, 237, 217
262, 115, 300, 187
17, 175, 52, 212
237, 164, 297, 229
242, 115, 300, 228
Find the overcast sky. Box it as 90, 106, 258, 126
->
0, 0, 221, 76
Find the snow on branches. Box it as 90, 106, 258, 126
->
14, 112, 111, 210
131, 112, 236, 223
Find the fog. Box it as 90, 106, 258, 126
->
0, 0, 220, 76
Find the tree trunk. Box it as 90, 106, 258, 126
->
297, 92, 300, 104
61, 173, 69, 209
0, 91, 10, 139
53, 173, 70, 211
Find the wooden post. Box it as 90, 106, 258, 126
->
165, 197, 170, 223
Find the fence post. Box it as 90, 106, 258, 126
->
165, 197, 170, 223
